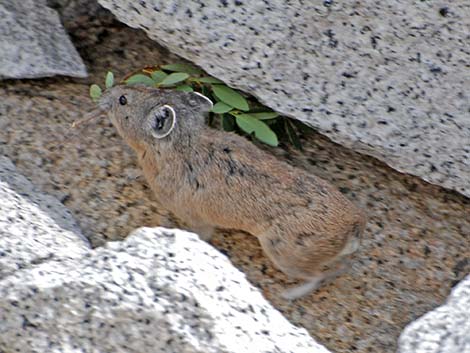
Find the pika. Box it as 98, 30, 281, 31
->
77, 85, 367, 299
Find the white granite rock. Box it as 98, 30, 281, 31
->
97, 0, 470, 197
397, 275, 470, 353
0, 156, 327, 351
0, 156, 89, 279
0, 0, 87, 79
0, 227, 329, 353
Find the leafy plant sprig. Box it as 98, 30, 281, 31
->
90, 65, 304, 148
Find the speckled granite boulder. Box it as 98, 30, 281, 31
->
97, 0, 470, 197
398, 275, 470, 353
0, 227, 329, 353
0, 0, 87, 79
0, 156, 89, 279
0, 156, 326, 351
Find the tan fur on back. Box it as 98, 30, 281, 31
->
97, 85, 367, 291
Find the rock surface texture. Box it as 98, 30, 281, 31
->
0, 156, 89, 279
0, 0, 87, 79
0, 228, 329, 353
0, 157, 327, 353
398, 275, 470, 353
97, 0, 470, 197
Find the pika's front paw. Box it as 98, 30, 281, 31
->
191, 224, 216, 241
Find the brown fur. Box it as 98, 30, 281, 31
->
96, 85, 367, 298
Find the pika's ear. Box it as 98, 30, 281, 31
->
188, 92, 213, 113
147, 105, 176, 139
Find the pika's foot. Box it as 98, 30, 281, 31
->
281, 278, 323, 300
281, 264, 348, 300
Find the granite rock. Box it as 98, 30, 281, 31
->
397, 275, 470, 353
97, 0, 470, 197
0, 0, 87, 79
0, 156, 89, 279
0, 155, 327, 352
0, 227, 329, 353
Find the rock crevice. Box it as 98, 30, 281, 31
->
97, 0, 470, 197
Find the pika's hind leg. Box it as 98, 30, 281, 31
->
281, 264, 347, 300
257, 228, 354, 300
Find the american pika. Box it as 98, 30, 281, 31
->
79, 85, 367, 299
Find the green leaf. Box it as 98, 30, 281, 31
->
212, 85, 249, 111
235, 112, 280, 122
89, 84, 102, 102
263, 118, 278, 125
175, 85, 194, 92
222, 114, 236, 132
159, 72, 190, 86
211, 102, 233, 114
125, 74, 155, 86
161, 63, 202, 75
197, 76, 223, 84
248, 112, 279, 120
285, 119, 302, 150
150, 70, 168, 84
236, 115, 278, 146
105, 71, 114, 89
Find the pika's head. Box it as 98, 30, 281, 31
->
98, 85, 213, 151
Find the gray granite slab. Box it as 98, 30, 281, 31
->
97, 0, 470, 197
0, 154, 327, 352
398, 275, 470, 353
0, 156, 89, 280
0, 0, 87, 79
0, 227, 329, 353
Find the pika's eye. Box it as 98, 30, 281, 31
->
119, 95, 127, 105
148, 105, 176, 139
